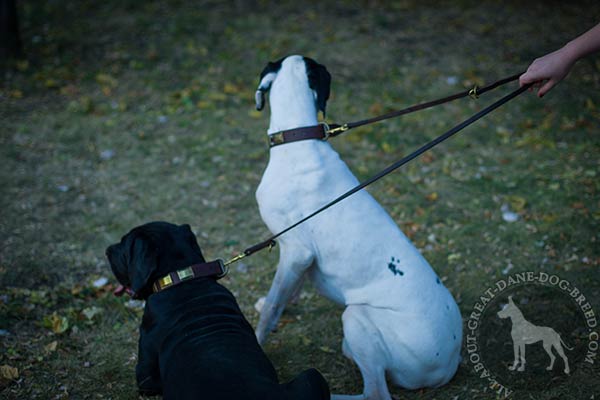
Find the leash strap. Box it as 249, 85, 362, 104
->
326, 72, 523, 137
229, 82, 532, 262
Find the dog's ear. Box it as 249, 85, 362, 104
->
303, 57, 331, 117
128, 235, 158, 298
178, 224, 206, 262
255, 58, 284, 111
508, 295, 514, 303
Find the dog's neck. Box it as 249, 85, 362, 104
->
267, 72, 318, 135
507, 306, 526, 325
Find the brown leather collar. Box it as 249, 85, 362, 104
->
152, 260, 227, 294
268, 124, 328, 147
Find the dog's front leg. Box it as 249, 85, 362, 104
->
255, 244, 313, 345
136, 325, 162, 396
517, 343, 526, 372
509, 339, 520, 371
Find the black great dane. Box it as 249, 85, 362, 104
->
106, 221, 329, 400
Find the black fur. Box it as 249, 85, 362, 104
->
106, 222, 330, 400
259, 56, 285, 83
303, 57, 331, 116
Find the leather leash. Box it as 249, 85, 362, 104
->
141, 77, 531, 290
224, 80, 533, 267
268, 72, 522, 147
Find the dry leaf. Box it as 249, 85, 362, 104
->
426, 192, 438, 201
43, 312, 69, 334
44, 341, 58, 353
0, 365, 19, 380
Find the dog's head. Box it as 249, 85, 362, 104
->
105, 222, 205, 300
497, 296, 516, 319
255, 55, 331, 117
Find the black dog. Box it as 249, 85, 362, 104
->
106, 221, 330, 400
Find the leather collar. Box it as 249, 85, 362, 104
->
268, 124, 328, 147
152, 260, 228, 294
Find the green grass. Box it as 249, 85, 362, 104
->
1, 0, 599, 398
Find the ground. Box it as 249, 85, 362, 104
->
1, 1, 599, 399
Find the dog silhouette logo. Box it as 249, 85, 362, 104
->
497, 295, 573, 374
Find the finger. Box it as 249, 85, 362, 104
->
538, 79, 556, 98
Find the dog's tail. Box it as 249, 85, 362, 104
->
283, 368, 330, 400
560, 336, 574, 351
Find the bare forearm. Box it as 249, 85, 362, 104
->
562, 22, 600, 62
520, 22, 600, 97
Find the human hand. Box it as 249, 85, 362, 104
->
519, 47, 576, 97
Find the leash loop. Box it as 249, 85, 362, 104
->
469, 85, 480, 99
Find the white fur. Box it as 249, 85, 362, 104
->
255, 55, 462, 400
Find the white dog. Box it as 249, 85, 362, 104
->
254, 55, 462, 400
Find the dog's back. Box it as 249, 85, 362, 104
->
143, 278, 329, 400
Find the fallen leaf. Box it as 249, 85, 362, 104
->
426, 192, 438, 201
447, 253, 461, 263
95, 73, 117, 88
0, 365, 19, 380
44, 341, 58, 354
81, 306, 103, 321
43, 312, 69, 334
9, 90, 23, 99
506, 195, 527, 212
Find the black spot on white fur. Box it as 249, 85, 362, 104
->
388, 256, 403, 276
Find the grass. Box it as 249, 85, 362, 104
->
1, 0, 599, 398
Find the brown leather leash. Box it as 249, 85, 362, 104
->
225, 76, 533, 268
268, 72, 522, 147
145, 75, 531, 293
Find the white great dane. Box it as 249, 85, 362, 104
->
254, 55, 462, 400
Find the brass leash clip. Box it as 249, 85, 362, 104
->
223, 252, 246, 267
326, 123, 349, 137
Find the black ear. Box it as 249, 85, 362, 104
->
256, 57, 285, 111
128, 235, 157, 298
303, 57, 331, 116
179, 224, 206, 262
259, 57, 285, 84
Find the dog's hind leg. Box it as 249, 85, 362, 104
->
543, 341, 556, 371
255, 243, 314, 345
331, 306, 391, 400
553, 341, 570, 374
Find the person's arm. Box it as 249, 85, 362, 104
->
520, 23, 600, 97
